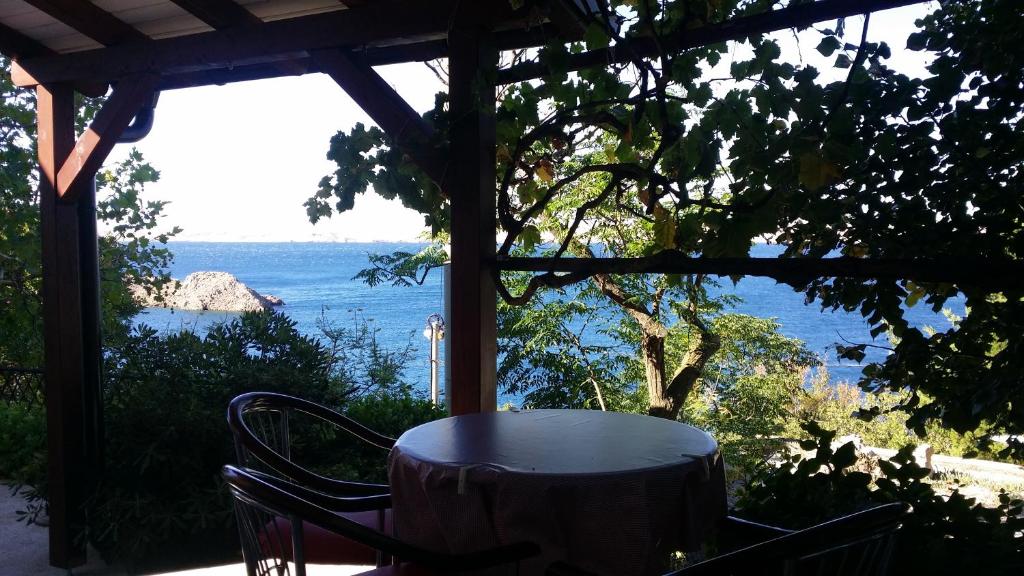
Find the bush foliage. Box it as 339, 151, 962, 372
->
736, 422, 1024, 574
0, 310, 441, 568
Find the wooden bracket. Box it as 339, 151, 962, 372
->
56, 74, 159, 202
314, 49, 448, 190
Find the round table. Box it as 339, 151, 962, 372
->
387, 409, 726, 576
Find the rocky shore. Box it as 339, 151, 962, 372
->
132, 271, 284, 312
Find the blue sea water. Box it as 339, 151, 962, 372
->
136, 242, 964, 401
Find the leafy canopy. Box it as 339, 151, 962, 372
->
308, 1, 1024, 451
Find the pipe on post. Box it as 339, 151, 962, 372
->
81, 89, 160, 482
77, 177, 103, 483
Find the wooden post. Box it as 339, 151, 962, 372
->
447, 7, 498, 414
37, 83, 88, 569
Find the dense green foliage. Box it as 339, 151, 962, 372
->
2, 311, 441, 567
309, 0, 1024, 452
737, 422, 1024, 574
0, 402, 46, 492
92, 312, 341, 563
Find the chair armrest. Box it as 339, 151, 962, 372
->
250, 470, 392, 512
719, 515, 793, 550
301, 475, 391, 498
676, 503, 909, 575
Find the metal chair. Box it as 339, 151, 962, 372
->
227, 391, 397, 569
548, 502, 909, 576
224, 464, 540, 576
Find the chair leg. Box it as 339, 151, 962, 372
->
291, 514, 306, 576
376, 508, 393, 567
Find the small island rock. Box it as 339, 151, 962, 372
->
133, 271, 283, 312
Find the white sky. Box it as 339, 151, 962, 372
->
103, 3, 931, 243
105, 64, 444, 242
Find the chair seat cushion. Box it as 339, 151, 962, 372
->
261, 508, 393, 565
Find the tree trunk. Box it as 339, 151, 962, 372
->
642, 332, 672, 418
645, 326, 721, 419
590, 271, 721, 420
661, 326, 721, 419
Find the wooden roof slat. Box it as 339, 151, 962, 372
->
0, 18, 106, 95
168, 0, 260, 29
10, 0, 523, 86
0, 19, 54, 58
93, 1, 212, 39
21, 0, 149, 46
241, 0, 348, 22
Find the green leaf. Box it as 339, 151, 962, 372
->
520, 225, 542, 253
798, 152, 842, 191
905, 282, 926, 308
653, 205, 677, 250
832, 441, 858, 469
906, 32, 927, 51
816, 36, 841, 57
584, 23, 610, 50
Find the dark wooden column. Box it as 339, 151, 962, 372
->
37, 83, 88, 569
447, 6, 498, 414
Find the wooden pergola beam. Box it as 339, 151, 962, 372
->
315, 49, 446, 188
22, 0, 149, 46
56, 74, 159, 202
0, 21, 55, 59
497, 253, 1024, 290
498, 0, 927, 84
168, 0, 261, 29
11, 0, 522, 87
155, 26, 555, 92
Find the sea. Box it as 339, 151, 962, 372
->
135, 242, 965, 404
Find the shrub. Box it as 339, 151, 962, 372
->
0, 402, 46, 492
0, 309, 440, 569
90, 311, 341, 567
735, 422, 1024, 575
328, 391, 446, 484
792, 371, 1015, 462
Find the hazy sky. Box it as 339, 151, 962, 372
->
103, 4, 930, 243
105, 64, 444, 242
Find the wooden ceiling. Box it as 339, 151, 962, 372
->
0, 0, 576, 92
0, 1, 359, 54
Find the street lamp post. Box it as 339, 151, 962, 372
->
423, 313, 445, 405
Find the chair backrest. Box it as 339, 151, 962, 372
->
677, 503, 909, 576
227, 391, 395, 494
222, 465, 540, 573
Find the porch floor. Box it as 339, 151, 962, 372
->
1, 485, 372, 576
